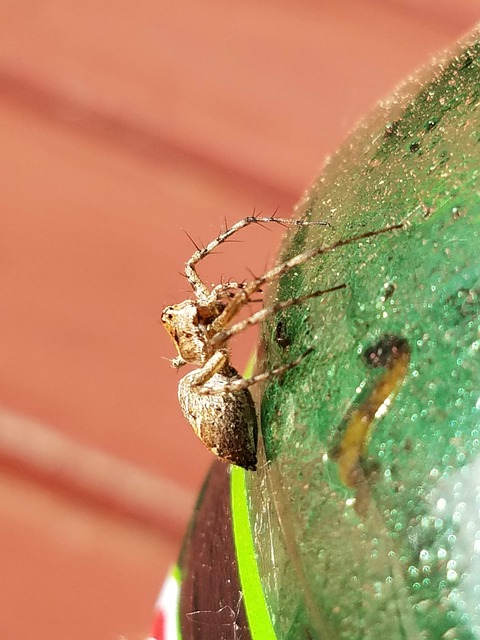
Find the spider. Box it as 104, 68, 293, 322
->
161, 214, 404, 470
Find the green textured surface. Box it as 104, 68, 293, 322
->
247, 30, 480, 640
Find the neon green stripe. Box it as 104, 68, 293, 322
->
230, 465, 277, 640
172, 564, 182, 583
172, 565, 183, 640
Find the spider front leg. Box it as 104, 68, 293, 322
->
209, 220, 405, 334
187, 350, 229, 389
207, 281, 248, 305
184, 214, 328, 302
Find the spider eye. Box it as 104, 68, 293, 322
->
161, 308, 174, 322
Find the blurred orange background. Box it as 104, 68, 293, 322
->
1, 2, 479, 638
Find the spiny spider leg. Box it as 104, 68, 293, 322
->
195, 348, 314, 395
211, 282, 263, 303
212, 283, 346, 348
187, 350, 228, 387
184, 214, 329, 303
210, 220, 405, 334
210, 281, 247, 300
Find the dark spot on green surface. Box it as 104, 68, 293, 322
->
275, 319, 291, 349
384, 121, 399, 136
437, 149, 450, 166
409, 141, 421, 153
363, 335, 410, 368
445, 286, 480, 318
382, 282, 396, 300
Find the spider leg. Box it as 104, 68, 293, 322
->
185, 214, 329, 302
188, 350, 229, 387
209, 220, 405, 333
198, 348, 314, 395
211, 283, 346, 348
207, 281, 246, 304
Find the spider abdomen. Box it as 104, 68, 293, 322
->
178, 367, 258, 470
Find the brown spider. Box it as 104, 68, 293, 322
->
161, 214, 404, 470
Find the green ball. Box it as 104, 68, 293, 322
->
244, 30, 480, 640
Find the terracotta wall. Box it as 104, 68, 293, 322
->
0, 2, 479, 638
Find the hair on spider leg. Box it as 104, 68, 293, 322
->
182, 229, 203, 252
